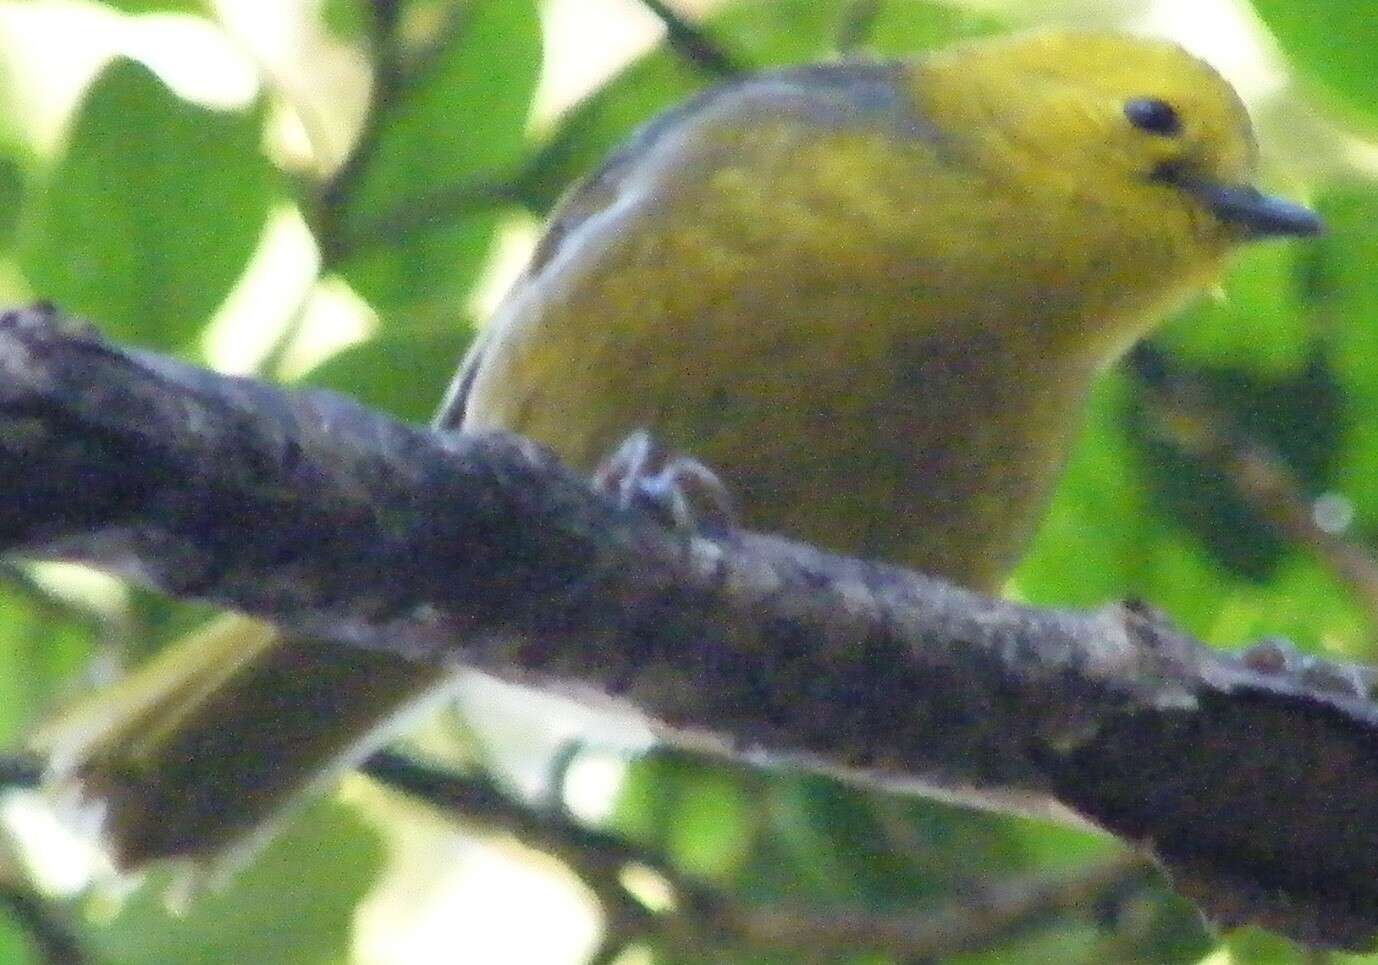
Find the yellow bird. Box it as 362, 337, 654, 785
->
34, 30, 1320, 867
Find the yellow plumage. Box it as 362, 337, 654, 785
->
33, 30, 1319, 866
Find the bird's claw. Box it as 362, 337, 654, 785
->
594, 430, 736, 534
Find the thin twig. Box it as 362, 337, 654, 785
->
1129, 344, 1378, 631
313, 61, 404, 264
0, 753, 42, 789
326, 175, 523, 262
362, 752, 666, 948
836, 0, 883, 53
731, 853, 1155, 959
326, 1, 746, 261
314, 1, 476, 265
0, 887, 84, 965
368, 0, 402, 40
636, 0, 746, 77
361, 752, 1157, 959
361, 752, 677, 883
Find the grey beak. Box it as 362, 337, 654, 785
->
1156, 168, 1324, 238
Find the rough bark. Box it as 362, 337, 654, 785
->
1, 304, 1376, 950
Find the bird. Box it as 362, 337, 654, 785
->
31, 29, 1321, 869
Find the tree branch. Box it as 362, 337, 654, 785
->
312, 0, 473, 266
362, 751, 1157, 959
326, 174, 522, 262
2, 304, 1377, 950
635, 0, 745, 78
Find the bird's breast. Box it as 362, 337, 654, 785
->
465, 233, 1092, 592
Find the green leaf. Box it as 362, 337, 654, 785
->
0, 916, 36, 965
1019, 332, 1363, 651
1153, 242, 1310, 377
321, 0, 369, 40
1250, 0, 1378, 125
0, 58, 31, 257
333, 0, 541, 317
1127, 354, 1341, 582
0, 585, 98, 746
18, 60, 275, 351
0, 157, 29, 251
304, 326, 476, 423
862, 0, 1000, 57
1309, 183, 1378, 530
1015, 375, 1158, 607
521, 0, 997, 213
101, 0, 203, 12
85, 800, 382, 965
1225, 925, 1308, 964
664, 769, 755, 879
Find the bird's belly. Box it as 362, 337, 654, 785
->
465, 283, 1086, 594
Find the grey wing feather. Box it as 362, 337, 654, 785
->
430, 141, 640, 431
430, 59, 934, 432
431, 328, 491, 430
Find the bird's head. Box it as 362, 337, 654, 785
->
912, 30, 1319, 339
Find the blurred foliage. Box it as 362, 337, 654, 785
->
18, 60, 277, 351
1249, 0, 1378, 128
0, 0, 1374, 963
308, 327, 475, 423
104, 0, 202, 11
327, 0, 542, 316
519, 0, 997, 211
82, 800, 381, 964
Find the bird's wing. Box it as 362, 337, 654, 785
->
432, 60, 937, 432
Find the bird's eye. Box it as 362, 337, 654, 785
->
1125, 98, 1181, 136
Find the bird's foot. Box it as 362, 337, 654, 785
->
594, 429, 736, 534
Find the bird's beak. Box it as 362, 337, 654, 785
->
1155, 168, 1323, 238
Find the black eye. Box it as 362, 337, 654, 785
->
1125, 97, 1181, 136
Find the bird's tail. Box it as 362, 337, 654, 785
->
30, 614, 442, 869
